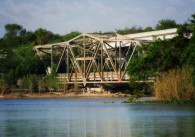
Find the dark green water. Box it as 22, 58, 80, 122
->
0, 98, 195, 137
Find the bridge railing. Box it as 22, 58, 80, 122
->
57, 71, 129, 84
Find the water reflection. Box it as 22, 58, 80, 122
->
0, 99, 195, 137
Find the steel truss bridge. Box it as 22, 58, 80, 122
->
34, 28, 177, 86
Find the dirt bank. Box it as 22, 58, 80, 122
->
0, 92, 128, 99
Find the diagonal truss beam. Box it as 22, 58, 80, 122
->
103, 42, 121, 81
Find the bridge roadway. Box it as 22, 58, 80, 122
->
57, 71, 129, 84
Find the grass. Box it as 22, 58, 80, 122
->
17, 92, 25, 98
122, 100, 195, 104
154, 67, 195, 100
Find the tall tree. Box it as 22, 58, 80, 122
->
155, 19, 177, 30
116, 26, 143, 35
34, 28, 61, 45
144, 27, 154, 32
4, 24, 26, 48
182, 14, 195, 85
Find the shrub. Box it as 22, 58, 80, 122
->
154, 67, 195, 100
17, 92, 25, 98
0, 78, 5, 94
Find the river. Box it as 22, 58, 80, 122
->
0, 98, 195, 137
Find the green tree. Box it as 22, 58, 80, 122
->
116, 26, 143, 35
128, 37, 183, 81
43, 64, 58, 92
4, 24, 27, 48
144, 26, 154, 32
14, 44, 41, 77
62, 31, 81, 41
34, 28, 62, 45
188, 13, 195, 23
182, 14, 195, 85
155, 19, 177, 30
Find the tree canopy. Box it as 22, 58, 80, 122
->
155, 19, 177, 30
0, 24, 81, 85
127, 14, 195, 86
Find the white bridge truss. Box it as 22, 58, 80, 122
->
34, 28, 177, 85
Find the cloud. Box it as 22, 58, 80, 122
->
117, 6, 146, 27
42, 0, 84, 16
167, 0, 185, 6
0, 0, 194, 38
163, 6, 177, 17
123, 6, 144, 15
0, 0, 84, 26
88, 0, 112, 15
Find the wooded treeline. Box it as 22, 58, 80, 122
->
0, 14, 195, 99
127, 14, 195, 100
0, 25, 80, 86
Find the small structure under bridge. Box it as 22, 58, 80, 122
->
34, 28, 177, 86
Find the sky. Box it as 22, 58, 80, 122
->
0, 0, 195, 38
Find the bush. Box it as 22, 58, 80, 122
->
17, 92, 25, 98
154, 67, 195, 100
0, 78, 5, 94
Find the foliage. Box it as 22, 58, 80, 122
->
127, 15, 194, 81
116, 26, 144, 35
20, 76, 31, 91
4, 24, 26, 48
127, 38, 183, 80
62, 31, 81, 41
128, 80, 153, 95
19, 75, 46, 93
43, 64, 59, 92
181, 14, 195, 85
17, 92, 25, 98
144, 27, 154, 32
34, 28, 62, 45
3, 70, 16, 86
14, 45, 41, 77
154, 68, 195, 100
127, 13, 195, 101
0, 24, 66, 86
43, 74, 58, 92
0, 77, 5, 94
122, 99, 195, 104
155, 19, 177, 30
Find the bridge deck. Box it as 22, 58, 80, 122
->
57, 71, 129, 84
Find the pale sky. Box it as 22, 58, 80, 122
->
0, 0, 195, 38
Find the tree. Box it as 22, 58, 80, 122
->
43, 64, 58, 92
13, 44, 42, 77
188, 13, 195, 23
116, 26, 143, 35
34, 28, 62, 45
182, 14, 195, 85
127, 14, 195, 91
144, 27, 154, 32
4, 23, 27, 48
4, 24, 24, 38
62, 31, 81, 41
155, 19, 177, 30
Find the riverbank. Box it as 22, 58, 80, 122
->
0, 92, 128, 99
122, 97, 195, 104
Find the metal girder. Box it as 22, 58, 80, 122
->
34, 33, 140, 85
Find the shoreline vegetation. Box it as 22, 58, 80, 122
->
122, 97, 195, 104
122, 100, 195, 104
1, 92, 195, 105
